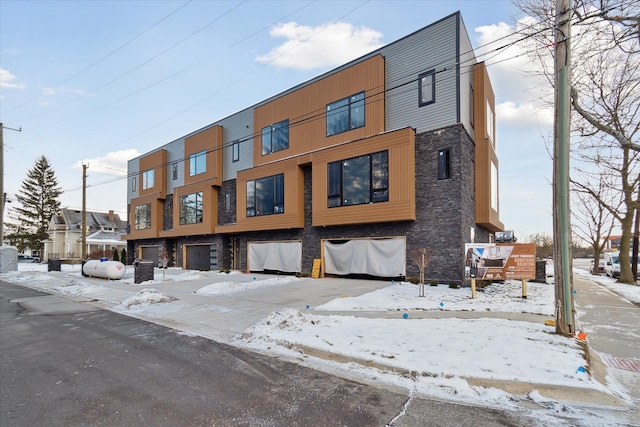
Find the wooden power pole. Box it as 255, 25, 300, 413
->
553, 0, 576, 335
82, 164, 88, 260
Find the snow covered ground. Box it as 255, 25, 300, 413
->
2, 260, 639, 426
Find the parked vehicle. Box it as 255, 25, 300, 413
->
604, 252, 640, 278
604, 252, 620, 278
591, 257, 605, 273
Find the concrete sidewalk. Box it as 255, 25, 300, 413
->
6, 267, 638, 416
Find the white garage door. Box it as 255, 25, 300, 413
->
323, 237, 406, 277
248, 241, 302, 273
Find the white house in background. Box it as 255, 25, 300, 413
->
43, 208, 128, 262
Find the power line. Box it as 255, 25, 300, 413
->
4, 0, 194, 115
60, 15, 566, 196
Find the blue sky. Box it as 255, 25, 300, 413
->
0, 0, 555, 238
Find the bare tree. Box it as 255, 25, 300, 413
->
523, 232, 554, 259
571, 174, 619, 274
410, 248, 432, 296
512, 0, 640, 283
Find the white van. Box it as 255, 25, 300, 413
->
604, 252, 620, 278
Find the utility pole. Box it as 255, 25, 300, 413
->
0, 122, 22, 247
553, 0, 575, 335
82, 164, 88, 260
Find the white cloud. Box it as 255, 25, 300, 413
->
0, 68, 25, 89
474, 19, 554, 130
74, 149, 140, 176
496, 100, 553, 128
256, 21, 384, 70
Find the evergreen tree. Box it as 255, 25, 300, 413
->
7, 156, 62, 253
120, 248, 127, 264
113, 249, 120, 262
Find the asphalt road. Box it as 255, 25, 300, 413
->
0, 281, 534, 427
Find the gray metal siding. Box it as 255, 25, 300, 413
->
458, 15, 477, 139
165, 138, 185, 194
127, 158, 139, 205
384, 14, 460, 134
218, 108, 254, 181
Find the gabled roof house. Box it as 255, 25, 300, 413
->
44, 208, 128, 261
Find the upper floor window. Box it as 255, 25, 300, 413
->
142, 170, 154, 190
179, 191, 203, 225
261, 120, 289, 155
190, 150, 206, 176
246, 173, 284, 217
232, 140, 240, 162
328, 150, 388, 208
438, 148, 451, 180
134, 203, 151, 230
491, 161, 498, 211
172, 162, 179, 180
486, 100, 495, 146
326, 92, 365, 136
419, 69, 436, 106
132, 177, 137, 192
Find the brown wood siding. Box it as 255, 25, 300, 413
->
160, 182, 217, 237
184, 126, 223, 187
217, 158, 305, 233
312, 128, 416, 226
473, 63, 503, 232
253, 55, 385, 166
139, 150, 167, 199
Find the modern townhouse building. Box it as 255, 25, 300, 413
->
124, 11, 504, 283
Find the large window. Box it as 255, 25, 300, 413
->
142, 170, 154, 190
419, 70, 436, 106
134, 203, 151, 230
328, 150, 388, 208
261, 120, 289, 155
190, 151, 206, 176
179, 191, 203, 225
438, 148, 451, 180
326, 92, 365, 136
246, 174, 284, 217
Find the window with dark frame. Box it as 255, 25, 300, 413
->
438, 148, 451, 180
327, 150, 389, 208
261, 120, 289, 155
419, 70, 436, 106
326, 92, 365, 136
134, 203, 151, 230
246, 173, 284, 217
179, 191, 203, 225
172, 162, 178, 180
132, 177, 137, 192
232, 140, 240, 162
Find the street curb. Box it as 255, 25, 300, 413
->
297, 344, 628, 408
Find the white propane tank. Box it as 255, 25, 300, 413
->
83, 260, 126, 280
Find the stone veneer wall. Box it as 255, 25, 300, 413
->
232, 124, 487, 282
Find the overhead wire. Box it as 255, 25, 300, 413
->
63, 18, 565, 195
3, 0, 194, 115
56, 4, 587, 195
